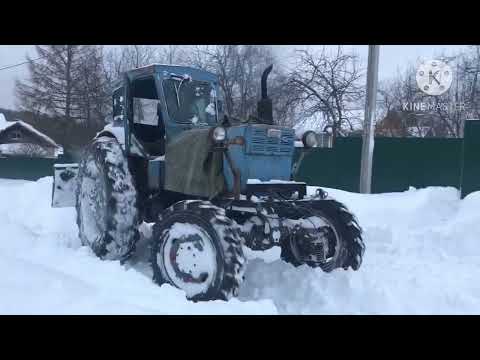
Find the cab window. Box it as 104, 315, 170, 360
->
163, 78, 217, 125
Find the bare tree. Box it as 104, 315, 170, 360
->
376, 67, 424, 137
15, 46, 111, 136
159, 45, 187, 65
186, 45, 294, 122
123, 45, 159, 69
75, 46, 110, 129
459, 45, 480, 120
15, 46, 84, 121
187, 45, 241, 117
104, 45, 160, 82
286, 46, 365, 139
376, 50, 480, 138
103, 45, 298, 126
268, 70, 300, 127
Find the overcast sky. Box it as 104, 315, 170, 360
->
0, 45, 470, 110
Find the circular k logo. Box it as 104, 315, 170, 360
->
416, 59, 453, 96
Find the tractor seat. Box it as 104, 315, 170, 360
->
141, 140, 165, 156
133, 123, 163, 142
133, 120, 166, 156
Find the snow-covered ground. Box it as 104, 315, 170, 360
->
1, 177, 480, 314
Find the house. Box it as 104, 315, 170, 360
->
375, 110, 451, 138
0, 113, 63, 159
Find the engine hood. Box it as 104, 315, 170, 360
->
223, 124, 295, 193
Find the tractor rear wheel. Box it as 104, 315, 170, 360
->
150, 200, 246, 301
76, 137, 139, 261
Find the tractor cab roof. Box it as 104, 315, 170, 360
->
121, 64, 218, 84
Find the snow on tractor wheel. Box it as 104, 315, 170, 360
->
76, 137, 139, 261
280, 199, 365, 273
150, 200, 246, 302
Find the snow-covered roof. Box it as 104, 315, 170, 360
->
0, 113, 61, 148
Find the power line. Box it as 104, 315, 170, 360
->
0, 56, 45, 72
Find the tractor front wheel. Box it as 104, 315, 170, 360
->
280, 200, 365, 272
151, 200, 246, 301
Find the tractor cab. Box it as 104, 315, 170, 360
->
94, 63, 334, 203
108, 64, 221, 159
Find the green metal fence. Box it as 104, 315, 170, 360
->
1, 120, 479, 196
0, 153, 76, 181
294, 120, 480, 196
460, 120, 480, 198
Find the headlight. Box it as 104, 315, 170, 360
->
303, 131, 319, 148
212, 126, 226, 142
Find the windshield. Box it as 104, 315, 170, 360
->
163, 78, 218, 125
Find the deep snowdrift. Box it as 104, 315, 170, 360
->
1, 177, 480, 314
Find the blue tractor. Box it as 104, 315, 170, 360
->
52, 64, 365, 301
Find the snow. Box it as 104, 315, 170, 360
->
240, 185, 480, 314
100, 138, 141, 259
2, 177, 480, 314
55, 147, 64, 157
13, 121, 59, 148
241, 186, 480, 314
0, 177, 275, 314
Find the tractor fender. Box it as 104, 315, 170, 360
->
52, 125, 127, 209
95, 124, 126, 150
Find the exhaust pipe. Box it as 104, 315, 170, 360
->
257, 64, 274, 125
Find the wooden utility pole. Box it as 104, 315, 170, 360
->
360, 45, 380, 193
